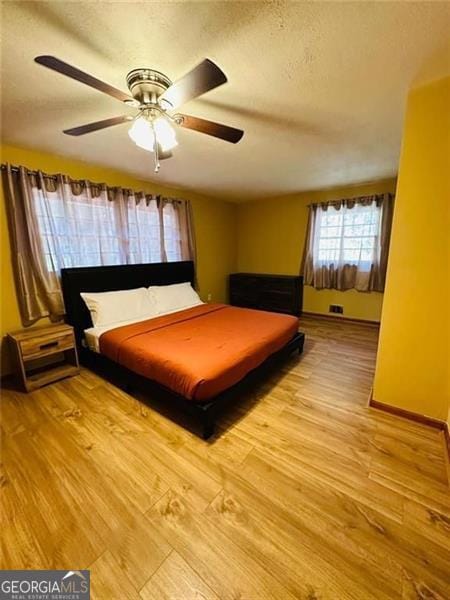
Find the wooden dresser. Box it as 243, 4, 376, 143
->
229, 273, 303, 316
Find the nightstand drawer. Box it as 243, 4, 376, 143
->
8, 323, 79, 392
20, 332, 74, 360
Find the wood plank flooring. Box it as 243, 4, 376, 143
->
1, 316, 449, 599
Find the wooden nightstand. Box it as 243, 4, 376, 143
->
7, 323, 80, 392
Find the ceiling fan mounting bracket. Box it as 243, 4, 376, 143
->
126, 68, 172, 106
139, 105, 164, 121
172, 114, 185, 125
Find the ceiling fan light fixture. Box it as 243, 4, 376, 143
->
128, 116, 155, 151
128, 115, 177, 153
153, 117, 178, 152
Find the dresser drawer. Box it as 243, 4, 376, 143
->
20, 332, 75, 360
260, 291, 295, 312
230, 290, 259, 306
259, 277, 296, 293
229, 273, 303, 316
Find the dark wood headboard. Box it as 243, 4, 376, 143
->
61, 261, 195, 348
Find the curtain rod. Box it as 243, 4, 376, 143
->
307, 192, 393, 207
1, 162, 116, 186
1, 163, 60, 179
0, 163, 183, 202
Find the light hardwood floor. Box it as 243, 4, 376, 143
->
1, 316, 449, 599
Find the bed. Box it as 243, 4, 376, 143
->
61, 261, 305, 438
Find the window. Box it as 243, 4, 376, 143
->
32, 184, 183, 272
33, 187, 125, 271
302, 194, 394, 293
127, 198, 162, 264
314, 202, 381, 271
3, 164, 196, 324
162, 202, 183, 262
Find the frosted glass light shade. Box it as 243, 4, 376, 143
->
153, 117, 178, 152
128, 117, 155, 151
128, 116, 177, 153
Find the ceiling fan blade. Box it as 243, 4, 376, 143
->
35, 56, 136, 104
159, 59, 227, 110
177, 114, 244, 143
64, 115, 133, 136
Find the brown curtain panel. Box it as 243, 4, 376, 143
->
2, 164, 197, 325
173, 199, 197, 262
301, 193, 394, 292
157, 196, 198, 286
174, 198, 198, 287
2, 165, 64, 325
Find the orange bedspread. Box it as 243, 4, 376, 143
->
99, 303, 299, 402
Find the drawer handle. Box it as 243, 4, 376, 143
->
40, 341, 59, 350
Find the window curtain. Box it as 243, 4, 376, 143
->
300, 193, 394, 292
162, 197, 197, 264
2, 164, 196, 325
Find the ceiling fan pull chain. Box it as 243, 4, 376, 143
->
152, 121, 160, 173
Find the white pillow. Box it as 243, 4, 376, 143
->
81, 287, 157, 327
148, 282, 203, 315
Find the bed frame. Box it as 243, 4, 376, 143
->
61, 261, 305, 439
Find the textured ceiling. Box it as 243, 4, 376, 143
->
1, 1, 449, 201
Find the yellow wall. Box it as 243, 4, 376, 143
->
0, 144, 237, 374
237, 179, 396, 322
373, 77, 450, 421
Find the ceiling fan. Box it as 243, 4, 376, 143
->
34, 55, 244, 172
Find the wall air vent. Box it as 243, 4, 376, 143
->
329, 304, 344, 314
